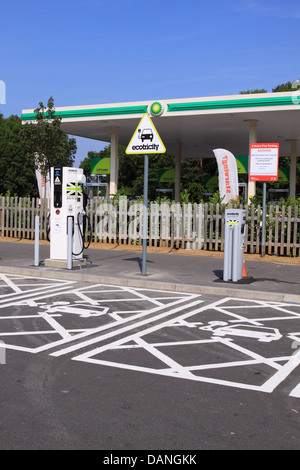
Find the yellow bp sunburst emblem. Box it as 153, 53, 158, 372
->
149, 101, 164, 117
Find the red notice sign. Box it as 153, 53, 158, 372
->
249, 143, 279, 182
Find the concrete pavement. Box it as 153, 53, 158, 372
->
0, 239, 300, 303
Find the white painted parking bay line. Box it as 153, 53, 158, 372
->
73, 300, 215, 362
135, 336, 195, 379
45, 293, 198, 349
0, 284, 77, 307
0, 274, 23, 294
51, 298, 204, 357
262, 357, 300, 393
290, 382, 300, 398
39, 311, 73, 340
125, 287, 165, 306
0, 290, 196, 356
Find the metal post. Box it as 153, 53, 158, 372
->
261, 182, 267, 257
142, 154, 149, 276
34, 215, 39, 267
247, 120, 257, 203
289, 140, 297, 200
67, 216, 73, 270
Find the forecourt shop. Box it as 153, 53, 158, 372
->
22, 92, 300, 201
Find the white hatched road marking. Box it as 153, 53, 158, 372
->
0, 274, 299, 397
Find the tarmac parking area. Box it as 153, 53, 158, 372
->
1, 272, 300, 450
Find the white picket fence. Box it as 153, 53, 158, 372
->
88, 197, 204, 249
0, 196, 204, 249
1, 195, 300, 256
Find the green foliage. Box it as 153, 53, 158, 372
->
179, 189, 190, 204
240, 80, 300, 94
272, 81, 300, 92
0, 97, 78, 197
184, 182, 206, 202
240, 89, 268, 94
0, 114, 38, 196
20, 96, 77, 178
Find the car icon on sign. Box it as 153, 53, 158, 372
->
141, 129, 153, 142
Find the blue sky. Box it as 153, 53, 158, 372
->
1, 0, 300, 166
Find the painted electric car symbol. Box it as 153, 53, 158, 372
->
200, 321, 282, 342
39, 302, 109, 318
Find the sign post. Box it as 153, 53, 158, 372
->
249, 143, 279, 257
126, 114, 166, 275
142, 154, 149, 275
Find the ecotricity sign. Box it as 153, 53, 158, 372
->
126, 113, 166, 155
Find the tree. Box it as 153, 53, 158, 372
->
240, 80, 300, 94
240, 89, 267, 94
0, 113, 38, 196
272, 81, 300, 92
20, 96, 77, 182
79, 150, 99, 177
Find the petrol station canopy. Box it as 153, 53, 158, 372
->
22, 91, 300, 198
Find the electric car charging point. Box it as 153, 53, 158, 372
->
44, 167, 90, 269
223, 209, 247, 282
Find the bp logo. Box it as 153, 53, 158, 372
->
148, 101, 165, 117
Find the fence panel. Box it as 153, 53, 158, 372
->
1, 196, 300, 256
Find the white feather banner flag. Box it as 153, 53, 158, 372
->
213, 148, 239, 204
